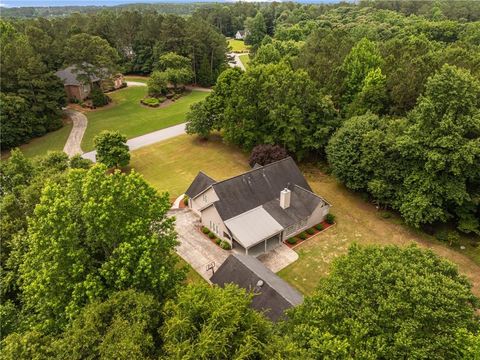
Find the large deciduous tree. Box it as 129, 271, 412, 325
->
284, 244, 480, 359
396, 64, 480, 231
161, 284, 284, 359
94, 130, 130, 169
245, 12, 267, 50
18, 165, 184, 333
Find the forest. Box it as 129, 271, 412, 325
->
1, 1, 480, 358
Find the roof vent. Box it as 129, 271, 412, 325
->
280, 188, 291, 209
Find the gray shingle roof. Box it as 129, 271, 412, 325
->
211, 253, 303, 321
55, 64, 101, 86
212, 157, 312, 221
263, 185, 326, 228
185, 171, 216, 198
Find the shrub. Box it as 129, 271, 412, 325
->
307, 228, 315, 235
299, 232, 307, 240
91, 87, 109, 107
208, 232, 215, 239
435, 230, 449, 242
215, 238, 221, 245
315, 224, 324, 231
147, 70, 168, 96
220, 241, 231, 250
142, 97, 160, 107
287, 237, 297, 245
248, 144, 288, 167
325, 213, 335, 224
202, 227, 209, 234
447, 231, 460, 247
183, 196, 189, 206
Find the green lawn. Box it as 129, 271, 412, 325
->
130, 134, 249, 200
131, 134, 480, 296
228, 38, 249, 53
2, 120, 73, 159
239, 54, 250, 70
124, 75, 148, 83
82, 86, 208, 151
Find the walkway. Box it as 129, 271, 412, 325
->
63, 109, 87, 157
126, 80, 146, 87
82, 123, 187, 162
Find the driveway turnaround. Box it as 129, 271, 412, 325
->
228, 52, 248, 71
171, 209, 229, 282
82, 123, 187, 162
63, 109, 87, 157
257, 244, 299, 273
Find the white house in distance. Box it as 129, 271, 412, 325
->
235, 30, 246, 40
185, 157, 331, 257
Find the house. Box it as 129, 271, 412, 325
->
235, 30, 246, 40
55, 64, 124, 101
211, 253, 303, 321
185, 157, 331, 256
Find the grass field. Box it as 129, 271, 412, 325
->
239, 54, 250, 70
82, 86, 208, 151
2, 120, 73, 159
124, 75, 148, 83
131, 135, 480, 295
130, 134, 249, 200
228, 38, 249, 52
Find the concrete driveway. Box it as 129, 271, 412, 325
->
170, 209, 229, 282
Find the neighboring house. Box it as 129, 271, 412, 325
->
235, 30, 246, 40
211, 253, 303, 321
185, 157, 331, 256
55, 64, 124, 101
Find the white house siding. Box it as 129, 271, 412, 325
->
201, 205, 231, 245
281, 203, 330, 241
191, 187, 219, 215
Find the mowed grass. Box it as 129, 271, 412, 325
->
278, 165, 480, 296
130, 134, 250, 200
124, 75, 148, 83
2, 120, 73, 159
228, 38, 249, 52
132, 135, 480, 296
239, 54, 250, 69
81, 86, 208, 151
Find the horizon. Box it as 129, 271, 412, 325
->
0, 0, 344, 7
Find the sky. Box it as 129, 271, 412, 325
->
1, 0, 341, 6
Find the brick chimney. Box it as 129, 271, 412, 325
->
280, 188, 291, 209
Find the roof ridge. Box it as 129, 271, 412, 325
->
292, 184, 332, 206
212, 157, 294, 188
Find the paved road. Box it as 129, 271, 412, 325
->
63, 109, 87, 157
228, 52, 248, 71
126, 80, 147, 87
82, 123, 187, 162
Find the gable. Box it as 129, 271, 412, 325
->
185, 171, 216, 199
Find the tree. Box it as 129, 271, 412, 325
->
284, 244, 480, 359
185, 101, 216, 139
63, 33, 120, 81
18, 165, 185, 333
396, 64, 480, 231
155, 52, 193, 90
341, 38, 384, 108
245, 12, 267, 50
52, 290, 162, 360
0, 94, 35, 150
251, 43, 281, 66
147, 70, 168, 96
248, 144, 288, 167
347, 67, 387, 116
161, 284, 281, 359
94, 131, 130, 169
164, 68, 193, 90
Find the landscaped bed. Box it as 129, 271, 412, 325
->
285, 216, 335, 249
201, 226, 231, 250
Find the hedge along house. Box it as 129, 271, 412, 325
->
55, 64, 125, 102
185, 157, 331, 257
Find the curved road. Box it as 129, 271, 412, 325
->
63, 82, 211, 162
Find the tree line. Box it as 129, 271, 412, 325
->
1, 151, 478, 359
186, 2, 480, 236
